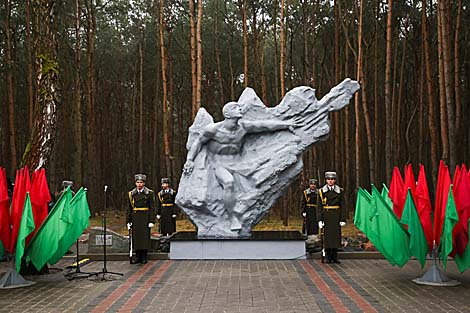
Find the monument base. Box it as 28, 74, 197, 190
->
170, 231, 306, 260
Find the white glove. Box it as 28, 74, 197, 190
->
302, 212, 307, 217
127, 223, 132, 230
148, 223, 155, 228
172, 214, 177, 218
339, 221, 346, 227
318, 221, 324, 229
156, 215, 161, 220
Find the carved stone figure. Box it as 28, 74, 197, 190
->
176, 79, 360, 238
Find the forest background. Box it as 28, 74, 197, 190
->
0, 0, 469, 225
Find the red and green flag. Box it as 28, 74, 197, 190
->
451, 165, 470, 256
388, 167, 405, 218
400, 190, 428, 268
433, 161, 451, 246
15, 193, 35, 273
28, 168, 51, 244
440, 186, 459, 270
9, 168, 31, 252
25, 188, 72, 271
0, 167, 11, 254
414, 165, 433, 251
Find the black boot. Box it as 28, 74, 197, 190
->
141, 250, 148, 264
333, 248, 341, 264
325, 248, 332, 263
135, 250, 142, 264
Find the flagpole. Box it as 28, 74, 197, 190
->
412, 241, 460, 286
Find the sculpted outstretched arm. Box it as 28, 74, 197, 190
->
183, 127, 214, 176
241, 119, 302, 133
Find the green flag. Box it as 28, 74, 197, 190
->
25, 188, 73, 271
381, 184, 393, 208
354, 188, 395, 262
454, 220, 470, 272
15, 193, 35, 273
400, 190, 428, 268
0, 240, 4, 260
370, 185, 410, 267
48, 187, 90, 264
440, 186, 459, 270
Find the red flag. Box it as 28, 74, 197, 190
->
451, 164, 470, 256
27, 168, 51, 243
9, 167, 31, 252
0, 168, 11, 253
433, 160, 451, 245
414, 164, 433, 251
403, 164, 417, 198
389, 167, 405, 218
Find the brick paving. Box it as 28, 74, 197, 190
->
1, 258, 470, 312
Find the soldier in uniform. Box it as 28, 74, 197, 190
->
317, 171, 346, 263
127, 174, 156, 264
301, 178, 319, 241
156, 178, 177, 236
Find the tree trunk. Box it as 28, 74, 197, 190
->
384, 0, 393, 182
422, 0, 438, 185
138, 24, 144, 171
74, 0, 83, 186
159, 0, 171, 176
242, 0, 248, 87
454, 0, 462, 160
189, 0, 197, 118
273, 0, 279, 103
310, 0, 317, 87
5, 0, 17, 171
279, 0, 286, 98
195, 0, 203, 111
25, 0, 35, 135
438, 0, 456, 169
437, 2, 449, 164
214, 0, 224, 104
21, 0, 60, 170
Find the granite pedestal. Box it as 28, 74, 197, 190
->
170, 231, 306, 260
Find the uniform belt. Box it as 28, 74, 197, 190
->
133, 207, 149, 211
162, 204, 174, 207
306, 204, 317, 207
324, 205, 339, 210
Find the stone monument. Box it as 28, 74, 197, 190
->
176, 78, 359, 238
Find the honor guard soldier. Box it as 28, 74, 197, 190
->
157, 178, 177, 236
317, 171, 346, 263
127, 174, 156, 264
301, 179, 319, 241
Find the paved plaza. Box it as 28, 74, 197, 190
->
1, 258, 470, 313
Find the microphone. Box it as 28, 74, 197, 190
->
104, 185, 108, 192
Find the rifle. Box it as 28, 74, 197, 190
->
317, 168, 326, 262
320, 226, 326, 263
129, 225, 134, 264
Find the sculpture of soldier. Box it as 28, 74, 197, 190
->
301, 178, 319, 241
127, 174, 156, 264
317, 171, 346, 263
157, 177, 177, 236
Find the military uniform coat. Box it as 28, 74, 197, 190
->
301, 188, 319, 235
127, 187, 156, 250
157, 188, 177, 235
317, 185, 345, 248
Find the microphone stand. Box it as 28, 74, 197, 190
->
89, 185, 123, 281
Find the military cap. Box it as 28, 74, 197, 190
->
134, 174, 147, 181
324, 171, 337, 179
308, 179, 318, 185
161, 177, 171, 184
